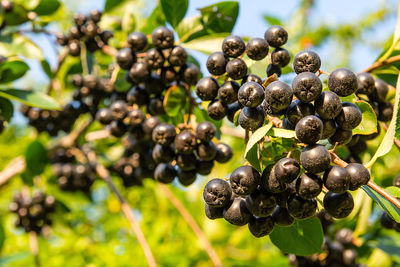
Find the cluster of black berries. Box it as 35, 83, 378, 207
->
289, 228, 364, 267
203, 154, 370, 237
51, 148, 95, 192
9, 191, 56, 234
345, 75, 392, 163
56, 10, 113, 56
20, 101, 89, 136
196, 25, 291, 123
115, 26, 199, 115
0, 0, 12, 13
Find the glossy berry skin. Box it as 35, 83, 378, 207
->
168, 46, 187, 66
328, 68, 358, 97
248, 216, 274, 237
292, 72, 322, 103
329, 128, 353, 145
226, 58, 248, 80
176, 153, 196, 171
272, 206, 294, 226
205, 204, 224, 220
323, 191, 354, 219
285, 100, 315, 125
116, 48, 136, 70
226, 101, 242, 122
314, 91, 342, 120
223, 197, 253, 226
127, 109, 145, 126
295, 115, 323, 144
230, 165, 261, 196
154, 163, 176, 184
319, 118, 336, 140
266, 64, 282, 77
287, 194, 317, 220
335, 102, 362, 130
264, 81, 293, 114
174, 131, 197, 154
261, 165, 287, 193
129, 62, 150, 83
264, 25, 288, 48
152, 123, 176, 146
238, 107, 265, 131
197, 142, 217, 161
345, 163, 370, 190
96, 108, 113, 125
176, 168, 196, 186
238, 82, 265, 108
145, 48, 165, 69
218, 81, 240, 104
180, 63, 200, 86
197, 160, 214, 176
381, 212, 396, 229
271, 48, 291, 67
195, 77, 219, 101
273, 158, 300, 183
245, 189, 276, 217
292, 50, 321, 74
152, 144, 175, 163
215, 143, 233, 163
295, 173, 323, 199
127, 32, 148, 52
394, 175, 400, 188
242, 74, 263, 85
336, 228, 354, 245
356, 72, 375, 95
323, 166, 350, 193
378, 101, 393, 122
196, 121, 216, 142
127, 86, 149, 106
207, 100, 227, 120
110, 100, 128, 120
206, 52, 228, 75
246, 38, 269, 60
152, 26, 174, 49
371, 78, 389, 102
300, 144, 331, 174
222, 35, 246, 58
203, 178, 232, 207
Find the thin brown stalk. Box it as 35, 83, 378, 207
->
102, 45, 118, 57
158, 184, 222, 267
361, 54, 400, 73
29, 231, 40, 267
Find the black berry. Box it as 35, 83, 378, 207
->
300, 144, 331, 174
328, 68, 357, 97
314, 91, 342, 120
206, 52, 228, 75
292, 50, 321, 74
246, 38, 269, 60
323, 191, 354, 219
323, 166, 350, 193
230, 165, 261, 196
222, 35, 246, 58
292, 72, 322, 103
203, 178, 232, 207
345, 163, 370, 190
238, 82, 265, 108
295, 173, 323, 199
264, 25, 288, 48
295, 115, 323, 144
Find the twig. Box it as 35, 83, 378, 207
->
46, 49, 68, 94
109, 65, 120, 85
330, 151, 400, 209
88, 152, 157, 267
50, 118, 94, 150
381, 122, 400, 150
220, 126, 245, 139
245, 130, 249, 144
80, 42, 89, 75
102, 45, 118, 57
0, 156, 26, 186
86, 129, 111, 142
29, 231, 40, 267
361, 54, 400, 73
158, 184, 223, 267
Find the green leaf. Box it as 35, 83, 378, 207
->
40, 59, 53, 79
3, 3, 28, 26
244, 122, 273, 157
33, 0, 60, 16
362, 185, 400, 223
263, 14, 282, 26
0, 220, 5, 252
353, 100, 378, 135
378, 2, 400, 62
385, 186, 400, 198
104, 0, 126, 12
233, 109, 241, 126
176, 16, 204, 43
140, 5, 166, 34
199, 1, 239, 33
0, 89, 61, 110
0, 97, 13, 121
267, 127, 296, 138
270, 217, 324, 256
246, 145, 261, 172
373, 66, 399, 87
0, 58, 29, 83
122, 8, 136, 34
25, 140, 48, 176
0, 34, 44, 60
161, 0, 188, 28
181, 33, 230, 54
366, 74, 400, 167
163, 85, 186, 117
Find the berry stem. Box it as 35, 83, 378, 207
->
158, 184, 223, 267
382, 122, 400, 150
361, 54, 400, 73
29, 231, 40, 267
89, 152, 157, 267
245, 130, 249, 144
102, 45, 118, 57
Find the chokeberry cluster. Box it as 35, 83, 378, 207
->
51, 148, 95, 192
9, 191, 56, 234
56, 10, 113, 56
289, 228, 363, 267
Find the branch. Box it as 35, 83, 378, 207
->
87, 152, 157, 267
361, 54, 400, 73
29, 231, 40, 267
102, 45, 118, 57
0, 156, 26, 186
158, 184, 222, 267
